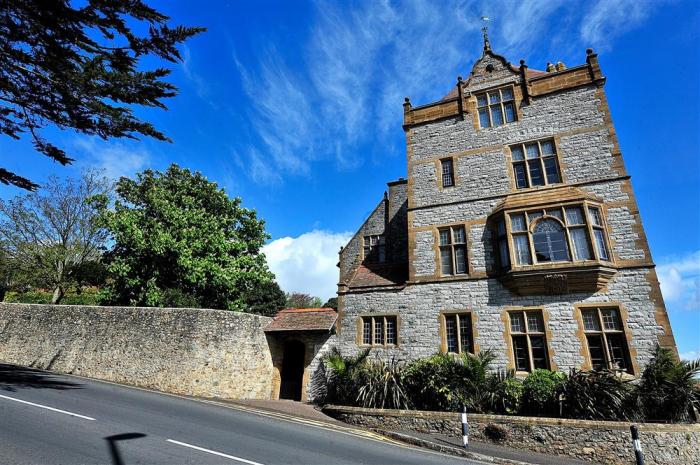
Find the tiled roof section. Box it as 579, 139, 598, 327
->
264, 308, 337, 332
348, 262, 408, 288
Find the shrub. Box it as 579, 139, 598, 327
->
485, 373, 523, 415
403, 350, 512, 413
323, 348, 370, 406
355, 357, 412, 410
403, 353, 466, 411
636, 346, 700, 423
561, 369, 634, 421
522, 369, 566, 416
4, 288, 100, 305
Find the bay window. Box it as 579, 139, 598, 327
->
497, 203, 612, 268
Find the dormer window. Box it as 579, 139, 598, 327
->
477, 87, 516, 128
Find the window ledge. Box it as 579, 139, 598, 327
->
499, 263, 616, 296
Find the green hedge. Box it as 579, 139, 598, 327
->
3, 289, 100, 306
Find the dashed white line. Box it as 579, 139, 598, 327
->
166, 439, 264, 465
0, 393, 96, 421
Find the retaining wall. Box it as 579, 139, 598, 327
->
0, 303, 274, 399
323, 405, 700, 465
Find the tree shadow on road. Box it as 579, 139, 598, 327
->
0, 364, 83, 392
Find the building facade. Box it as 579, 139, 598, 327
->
335, 40, 678, 377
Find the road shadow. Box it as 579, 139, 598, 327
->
0, 363, 83, 392
105, 433, 147, 465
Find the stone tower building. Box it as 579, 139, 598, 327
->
335, 38, 677, 377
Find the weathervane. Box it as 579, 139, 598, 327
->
481, 16, 491, 52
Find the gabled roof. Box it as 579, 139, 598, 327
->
440, 50, 546, 101
264, 308, 337, 332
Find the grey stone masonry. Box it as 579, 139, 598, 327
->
337, 268, 664, 373
335, 44, 677, 379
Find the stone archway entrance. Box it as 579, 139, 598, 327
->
279, 340, 305, 400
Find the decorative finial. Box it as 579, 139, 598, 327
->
481, 16, 491, 52
546, 62, 555, 72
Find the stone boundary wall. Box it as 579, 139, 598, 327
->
0, 303, 273, 400
323, 405, 700, 465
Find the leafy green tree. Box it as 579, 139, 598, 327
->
96, 164, 274, 310
285, 292, 322, 309
0, 170, 112, 303
243, 280, 286, 316
322, 297, 338, 310
0, 1, 204, 190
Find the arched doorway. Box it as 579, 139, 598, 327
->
279, 340, 305, 401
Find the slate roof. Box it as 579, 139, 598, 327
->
348, 263, 408, 288
264, 308, 338, 332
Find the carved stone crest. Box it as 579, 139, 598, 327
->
544, 273, 568, 294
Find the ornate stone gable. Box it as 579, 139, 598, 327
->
464, 51, 520, 91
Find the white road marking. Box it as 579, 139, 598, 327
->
166, 439, 264, 465
0, 393, 95, 421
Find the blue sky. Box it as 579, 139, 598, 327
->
0, 0, 698, 359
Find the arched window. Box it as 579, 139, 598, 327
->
532, 219, 569, 262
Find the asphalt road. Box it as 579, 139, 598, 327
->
0, 364, 479, 465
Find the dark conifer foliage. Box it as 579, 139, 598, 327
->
0, 1, 204, 189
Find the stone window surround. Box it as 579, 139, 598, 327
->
468, 82, 524, 132
474, 85, 517, 129
362, 234, 386, 264
356, 313, 401, 348
436, 156, 457, 190
509, 138, 562, 190
497, 199, 614, 271
437, 224, 468, 276
504, 135, 569, 193
573, 302, 640, 376
502, 306, 557, 375
438, 310, 479, 355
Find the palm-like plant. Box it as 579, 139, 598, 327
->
356, 357, 412, 410
562, 369, 633, 421
637, 346, 700, 422
323, 348, 370, 405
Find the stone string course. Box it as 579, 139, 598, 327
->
323, 405, 700, 465
0, 303, 274, 400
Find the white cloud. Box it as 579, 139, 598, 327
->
579, 0, 660, 51
263, 230, 352, 301
657, 250, 700, 311
233, 0, 660, 183
680, 351, 699, 362
74, 138, 150, 180
181, 44, 215, 106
